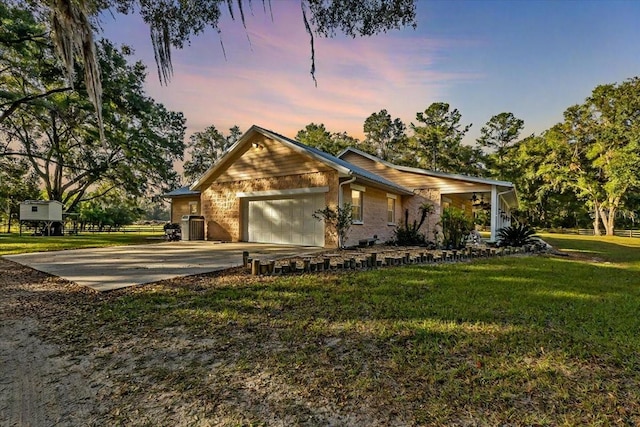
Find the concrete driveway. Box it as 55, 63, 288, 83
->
4, 241, 323, 292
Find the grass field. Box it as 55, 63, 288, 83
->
0, 232, 163, 255
39, 234, 639, 425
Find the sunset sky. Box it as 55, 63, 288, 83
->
101, 0, 640, 144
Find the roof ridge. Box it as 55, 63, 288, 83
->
339, 147, 514, 187
254, 127, 413, 195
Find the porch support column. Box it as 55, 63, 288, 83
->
489, 185, 498, 242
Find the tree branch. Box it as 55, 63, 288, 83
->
0, 86, 72, 124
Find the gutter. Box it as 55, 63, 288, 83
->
497, 188, 517, 209
338, 176, 357, 208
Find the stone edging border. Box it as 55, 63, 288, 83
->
243, 244, 546, 276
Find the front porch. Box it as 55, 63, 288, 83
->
441, 184, 518, 242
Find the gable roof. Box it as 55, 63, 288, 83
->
190, 125, 413, 195
337, 147, 516, 188
164, 186, 200, 197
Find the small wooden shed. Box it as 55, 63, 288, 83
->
19, 200, 64, 236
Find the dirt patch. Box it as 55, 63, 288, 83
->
0, 256, 399, 426
546, 247, 607, 263
0, 318, 97, 426
0, 259, 100, 426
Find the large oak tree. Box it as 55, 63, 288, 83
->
0, 2, 71, 127
539, 78, 640, 235
2, 38, 185, 212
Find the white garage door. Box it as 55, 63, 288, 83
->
246, 195, 325, 246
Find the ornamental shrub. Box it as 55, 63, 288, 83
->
391, 202, 435, 246
439, 206, 473, 249
497, 223, 536, 247
313, 203, 352, 248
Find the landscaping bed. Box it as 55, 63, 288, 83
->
244, 243, 543, 275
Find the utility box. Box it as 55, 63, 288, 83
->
181, 215, 205, 241
19, 200, 63, 222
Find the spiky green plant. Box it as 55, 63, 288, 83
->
497, 223, 536, 247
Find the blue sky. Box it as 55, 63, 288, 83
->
100, 0, 640, 144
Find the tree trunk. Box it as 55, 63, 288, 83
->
593, 203, 602, 236
607, 208, 616, 236
5, 206, 11, 233
599, 206, 616, 236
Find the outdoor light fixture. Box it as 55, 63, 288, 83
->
252, 142, 263, 150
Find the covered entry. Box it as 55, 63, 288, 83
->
242, 190, 326, 247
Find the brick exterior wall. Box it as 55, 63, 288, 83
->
188, 173, 442, 248
400, 188, 441, 243
201, 171, 339, 246
186, 130, 488, 249
344, 185, 400, 245
170, 196, 200, 223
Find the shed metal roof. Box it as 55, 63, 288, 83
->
164, 186, 201, 197
255, 127, 414, 195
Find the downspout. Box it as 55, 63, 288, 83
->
492, 188, 515, 242
337, 175, 357, 248
338, 175, 357, 207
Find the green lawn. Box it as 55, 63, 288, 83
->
0, 232, 163, 255
542, 232, 640, 263
48, 234, 640, 425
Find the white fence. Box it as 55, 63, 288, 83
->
0, 222, 165, 234
578, 229, 640, 238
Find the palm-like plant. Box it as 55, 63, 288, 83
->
497, 223, 536, 247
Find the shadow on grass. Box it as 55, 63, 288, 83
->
0, 233, 159, 255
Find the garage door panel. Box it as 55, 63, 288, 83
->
247, 195, 324, 246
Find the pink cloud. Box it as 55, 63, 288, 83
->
131, 2, 482, 141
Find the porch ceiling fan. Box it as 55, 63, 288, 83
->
471, 193, 491, 210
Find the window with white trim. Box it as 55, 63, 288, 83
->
351, 189, 363, 223
387, 197, 395, 224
